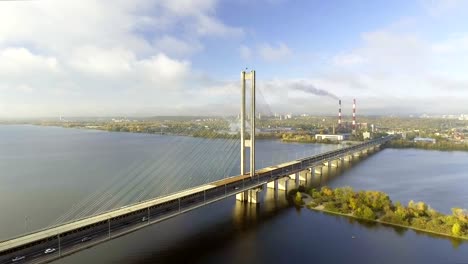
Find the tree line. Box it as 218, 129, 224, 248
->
291, 186, 468, 239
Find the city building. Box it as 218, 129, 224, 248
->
414, 137, 436, 144
363, 131, 371, 140
315, 134, 350, 141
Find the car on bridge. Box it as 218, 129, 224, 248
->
44, 248, 56, 254
11, 256, 25, 262
81, 236, 92, 242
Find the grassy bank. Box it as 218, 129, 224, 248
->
386, 139, 468, 152
289, 186, 468, 240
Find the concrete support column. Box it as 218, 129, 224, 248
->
267, 179, 278, 190
267, 179, 279, 198
267, 177, 289, 191
314, 166, 323, 175
331, 159, 339, 168
299, 170, 308, 183
290, 173, 300, 188
236, 188, 262, 203
305, 170, 311, 184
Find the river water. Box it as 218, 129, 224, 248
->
1, 125, 467, 263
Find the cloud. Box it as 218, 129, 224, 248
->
358, 31, 430, 73
419, 0, 468, 16
157, 0, 217, 16
154, 36, 203, 57
332, 53, 365, 67
239, 45, 252, 60
322, 29, 468, 95
432, 35, 468, 54
429, 75, 468, 91
136, 53, 191, 84
0, 0, 245, 118
258, 42, 292, 62
0, 48, 60, 75
191, 14, 244, 37
69, 46, 134, 76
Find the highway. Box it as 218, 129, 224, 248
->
0, 136, 391, 263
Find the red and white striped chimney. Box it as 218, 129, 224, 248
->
338, 99, 342, 126
352, 98, 356, 129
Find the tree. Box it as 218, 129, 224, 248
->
349, 197, 359, 211
355, 205, 376, 220
295, 192, 303, 205
416, 202, 428, 212
452, 208, 468, 222
322, 186, 333, 196
452, 222, 462, 236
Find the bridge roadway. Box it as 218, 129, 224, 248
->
0, 136, 392, 264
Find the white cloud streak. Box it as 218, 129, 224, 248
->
0, 0, 243, 118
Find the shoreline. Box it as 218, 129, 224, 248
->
291, 187, 468, 242
307, 206, 468, 241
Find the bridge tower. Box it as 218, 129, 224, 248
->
240, 70, 256, 176
237, 70, 261, 203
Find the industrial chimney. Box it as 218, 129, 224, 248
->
338, 99, 342, 126
352, 98, 356, 130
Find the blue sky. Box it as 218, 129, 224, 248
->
0, 0, 467, 118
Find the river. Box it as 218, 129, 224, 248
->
0, 125, 467, 263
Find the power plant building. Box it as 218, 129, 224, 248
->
315, 134, 350, 141
414, 137, 436, 144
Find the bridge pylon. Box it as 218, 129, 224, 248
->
237, 70, 260, 203
239, 70, 256, 177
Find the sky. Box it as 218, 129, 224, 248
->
0, 0, 468, 118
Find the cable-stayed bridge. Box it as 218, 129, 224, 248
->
0, 71, 394, 263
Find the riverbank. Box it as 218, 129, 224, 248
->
281, 138, 340, 145
281, 134, 341, 145
290, 186, 468, 241
30, 122, 286, 140
386, 139, 468, 152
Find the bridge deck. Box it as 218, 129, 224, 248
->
0, 136, 391, 260
0, 183, 217, 252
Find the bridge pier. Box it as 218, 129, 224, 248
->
330, 159, 340, 168
314, 166, 323, 175
236, 187, 263, 203
267, 177, 290, 197
344, 154, 352, 162
289, 172, 307, 187
299, 170, 308, 184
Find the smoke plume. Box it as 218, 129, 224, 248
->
292, 81, 339, 100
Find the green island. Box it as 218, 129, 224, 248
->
290, 186, 468, 240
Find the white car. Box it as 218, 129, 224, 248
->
44, 248, 56, 254
11, 256, 25, 262
81, 236, 91, 242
